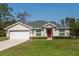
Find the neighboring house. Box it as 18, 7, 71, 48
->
5, 20, 70, 40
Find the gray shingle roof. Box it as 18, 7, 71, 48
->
27, 20, 69, 28
27, 20, 48, 28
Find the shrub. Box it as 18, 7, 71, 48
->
0, 30, 6, 37
30, 36, 72, 39
30, 37, 47, 39
53, 36, 72, 39
71, 36, 79, 39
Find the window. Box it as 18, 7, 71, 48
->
59, 29, 64, 32
59, 29, 65, 36
36, 32, 41, 36
36, 29, 41, 36
59, 33, 65, 36
36, 29, 41, 32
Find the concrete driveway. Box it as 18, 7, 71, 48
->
0, 39, 27, 51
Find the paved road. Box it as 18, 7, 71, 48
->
0, 39, 27, 51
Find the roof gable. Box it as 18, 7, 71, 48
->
5, 22, 32, 30
42, 23, 56, 27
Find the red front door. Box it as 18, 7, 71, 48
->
47, 29, 52, 38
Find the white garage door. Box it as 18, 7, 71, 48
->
10, 31, 30, 40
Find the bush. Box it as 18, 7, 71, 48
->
0, 30, 6, 37
53, 36, 72, 39
71, 36, 79, 39
30, 37, 47, 39
30, 36, 72, 39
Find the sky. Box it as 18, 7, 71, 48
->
8, 3, 79, 22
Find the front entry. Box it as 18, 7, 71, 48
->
46, 29, 52, 40
47, 29, 52, 38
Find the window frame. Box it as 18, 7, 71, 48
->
59, 29, 65, 36
59, 29, 65, 32
36, 29, 42, 36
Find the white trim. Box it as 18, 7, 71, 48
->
42, 23, 56, 27
56, 27, 71, 29
32, 28, 43, 29
5, 22, 33, 30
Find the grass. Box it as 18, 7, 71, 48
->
0, 37, 8, 41
0, 39, 79, 56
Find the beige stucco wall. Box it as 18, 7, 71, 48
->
30, 28, 70, 37
30, 29, 36, 37
6, 30, 9, 37
43, 28, 47, 37
41, 29, 44, 36
8, 24, 30, 30
65, 29, 70, 36
53, 28, 70, 37
53, 28, 59, 36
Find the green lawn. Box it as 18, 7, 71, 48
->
0, 39, 79, 56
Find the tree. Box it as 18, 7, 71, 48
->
17, 12, 31, 23
60, 18, 66, 26
0, 3, 14, 28
0, 3, 13, 22
0, 3, 16, 36
75, 19, 79, 36
60, 17, 79, 36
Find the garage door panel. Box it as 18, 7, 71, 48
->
10, 31, 29, 40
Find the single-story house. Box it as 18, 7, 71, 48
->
5, 20, 70, 40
